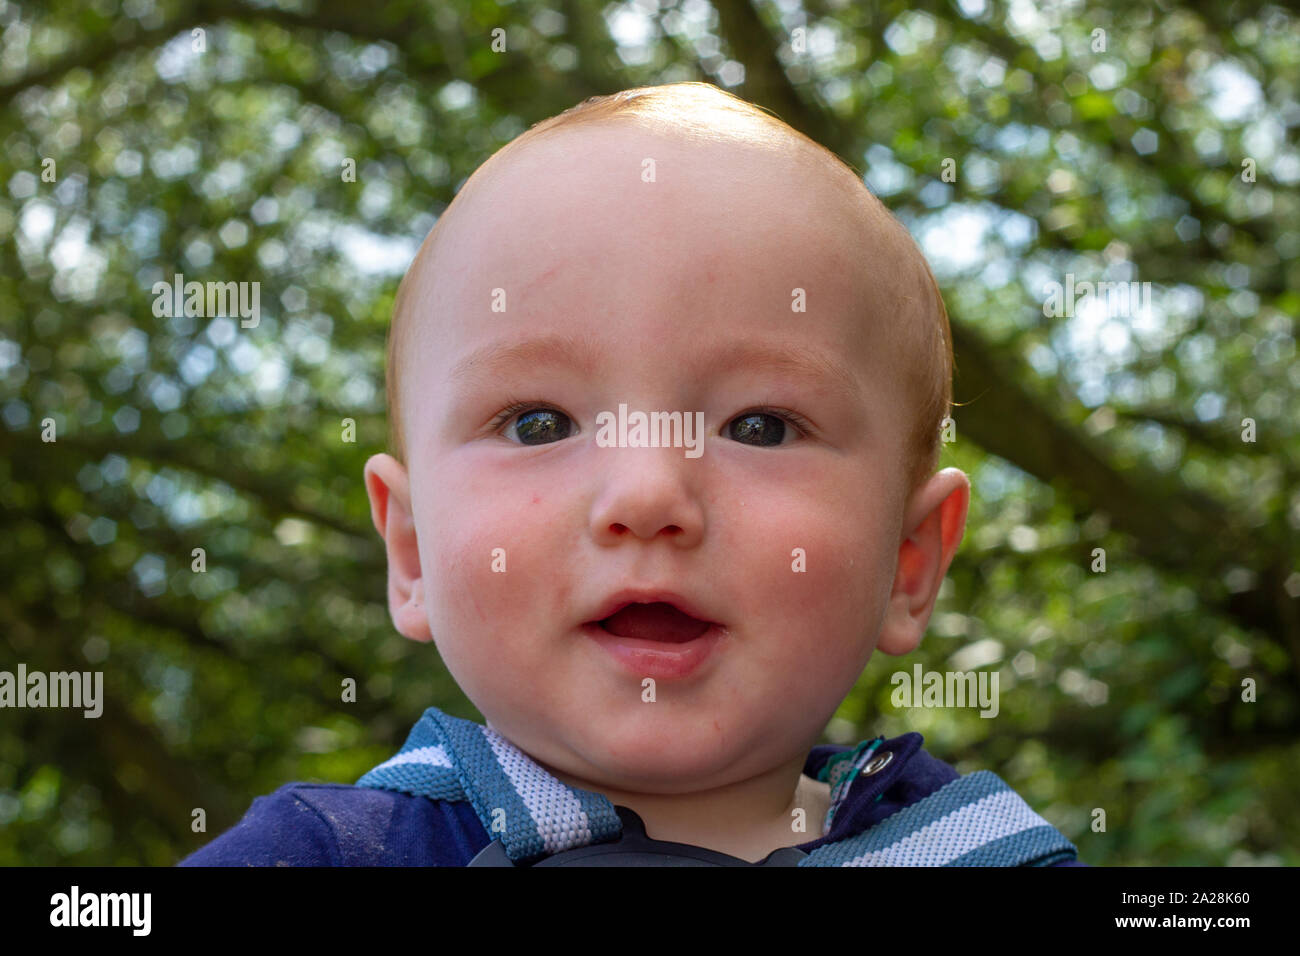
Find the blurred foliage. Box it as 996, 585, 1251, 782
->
1, 0, 1297, 866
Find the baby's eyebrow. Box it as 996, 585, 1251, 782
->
450, 332, 602, 387
450, 331, 862, 403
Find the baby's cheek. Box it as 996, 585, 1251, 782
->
431, 511, 513, 630
759, 514, 853, 607
424, 492, 569, 655
762, 508, 883, 657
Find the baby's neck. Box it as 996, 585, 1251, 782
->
537, 756, 830, 863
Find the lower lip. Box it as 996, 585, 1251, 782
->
582, 623, 725, 681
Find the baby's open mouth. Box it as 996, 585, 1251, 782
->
595, 602, 712, 643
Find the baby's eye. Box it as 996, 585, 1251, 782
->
492, 402, 574, 445
725, 407, 810, 447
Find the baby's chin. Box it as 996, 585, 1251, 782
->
542, 706, 776, 791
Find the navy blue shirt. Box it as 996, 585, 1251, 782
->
179, 731, 1086, 866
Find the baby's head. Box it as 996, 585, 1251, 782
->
364, 83, 969, 795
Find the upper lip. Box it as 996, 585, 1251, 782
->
585, 588, 722, 627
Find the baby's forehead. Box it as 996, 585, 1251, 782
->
417, 123, 920, 300
397, 122, 939, 404
479, 123, 864, 231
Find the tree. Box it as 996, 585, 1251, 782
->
1, 0, 1295, 865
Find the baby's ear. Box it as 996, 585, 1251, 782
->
363, 453, 433, 642
877, 468, 970, 656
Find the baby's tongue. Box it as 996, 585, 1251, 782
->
601, 602, 711, 643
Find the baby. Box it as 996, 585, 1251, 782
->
180, 82, 1080, 867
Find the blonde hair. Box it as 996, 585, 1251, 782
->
386, 82, 953, 493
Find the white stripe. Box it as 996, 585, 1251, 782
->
482, 727, 593, 854
841, 790, 1047, 866
369, 745, 453, 772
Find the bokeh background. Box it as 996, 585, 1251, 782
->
2, 0, 1297, 866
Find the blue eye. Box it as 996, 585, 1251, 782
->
726, 407, 811, 447
489, 402, 812, 447
492, 402, 574, 445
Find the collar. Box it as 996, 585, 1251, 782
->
800, 732, 928, 850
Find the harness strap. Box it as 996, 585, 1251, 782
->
356, 707, 620, 862
357, 707, 1076, 867
799, 770, 1077, 866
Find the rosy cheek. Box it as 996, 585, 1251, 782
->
437, 504, 557, 638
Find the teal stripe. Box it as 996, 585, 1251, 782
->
354, 761, 463, 801
354, 709, 466, 802
434, 713, 545, 860
574, 785, 623, 845
946, 827, 1078, 867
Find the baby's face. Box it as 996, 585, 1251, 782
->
380, 124, 934, 792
